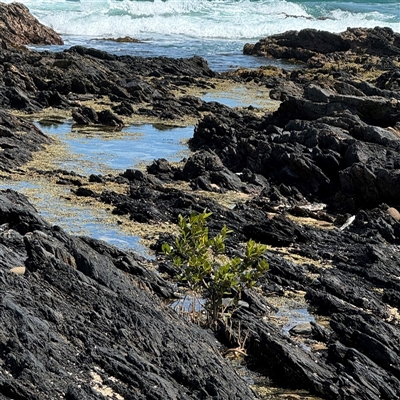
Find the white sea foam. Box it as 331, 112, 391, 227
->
3, 0, 399, 39
3, 0, 399, 71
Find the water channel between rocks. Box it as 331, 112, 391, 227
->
0, 120, 193, 256
1, 85, 276, 255
37, 121, 193, 175
1, 86, 322, 398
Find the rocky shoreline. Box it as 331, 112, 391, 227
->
1, 3, 400, 399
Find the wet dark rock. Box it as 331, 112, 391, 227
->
231, 310, 339, 395
383, 289, 400, 308
310, 322, 332, 343
121, 168, 163, 186
269, 80, 303, 101
0, 45, 216, 116
125, 81, 159, 103
72, 107, 123, 128
222, 211, 400, 399
88, 174, 105, 183
243, 213, 308, 247
72, 106, 98, 125
327, 341, 400, 400
99, 180, 250, 234
244, 28, 349, 61
183, 150, 224, 179
376, 69, 400, 92
74, 187, 96, 197
289, 322, 312, 337
189, 76, 400, 211
112, 101, 134, 116
147, 158, 182, 181
183, 150, 244, 192
341, 26, 400, 57
36, 90, 73, 109
244, 27, 400, 61
347, 206, 400, 245
330, 313, 400, 378
4, 86, 41, 111
1, 9, 400, 398
0, 109, 51, 172
339, 162, 399, 210
272, 91, 400, 128
0, 189, 256, 399
56, 177, 82, 186
97, 109, 124, 128
104, 36, 142, 43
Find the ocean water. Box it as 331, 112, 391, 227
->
2, 0, 399, 71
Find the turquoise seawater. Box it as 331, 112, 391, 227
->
2, 0, 399, 71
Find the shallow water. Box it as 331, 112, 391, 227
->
276, 307, 315, 335
0, 82, 275, 253
0, 179, 151, 255
30, 36, 297, 73
170, 296, 206, 313
37, 121, 193, 175
0, 121, 193, 255
202, 86, 279, 108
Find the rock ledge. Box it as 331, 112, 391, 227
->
0, 2, 63, 49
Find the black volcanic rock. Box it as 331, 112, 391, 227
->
0, 44, 216, 119
189, 76, 400, 211
1, 5, 400, 398
0, 189, 255, 399
243, 27, 400, 61
0, 109, 51, 172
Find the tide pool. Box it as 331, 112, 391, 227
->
0, 120, 194, 254
0, 179, 151, 255
36, 121, 193, 175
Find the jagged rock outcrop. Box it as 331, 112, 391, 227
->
0, 109, 51, 172
0, 189, 256, 399
243, 26, 400, 61
0, 2, 63, 49
0, 44, 216, 120
182, 27, 400, 212
71, 165, 400, 399
189, 94, 400, 211
1, 4, 400, 398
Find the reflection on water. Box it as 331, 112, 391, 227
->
0, 120, 193, 255
170, 295, 206, 313
36, 121, 193, 175
276, 307, 315, 335
202, 86, 278, 109
0, 179, 151, 256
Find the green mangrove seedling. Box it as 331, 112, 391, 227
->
162, 211, 269, 327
